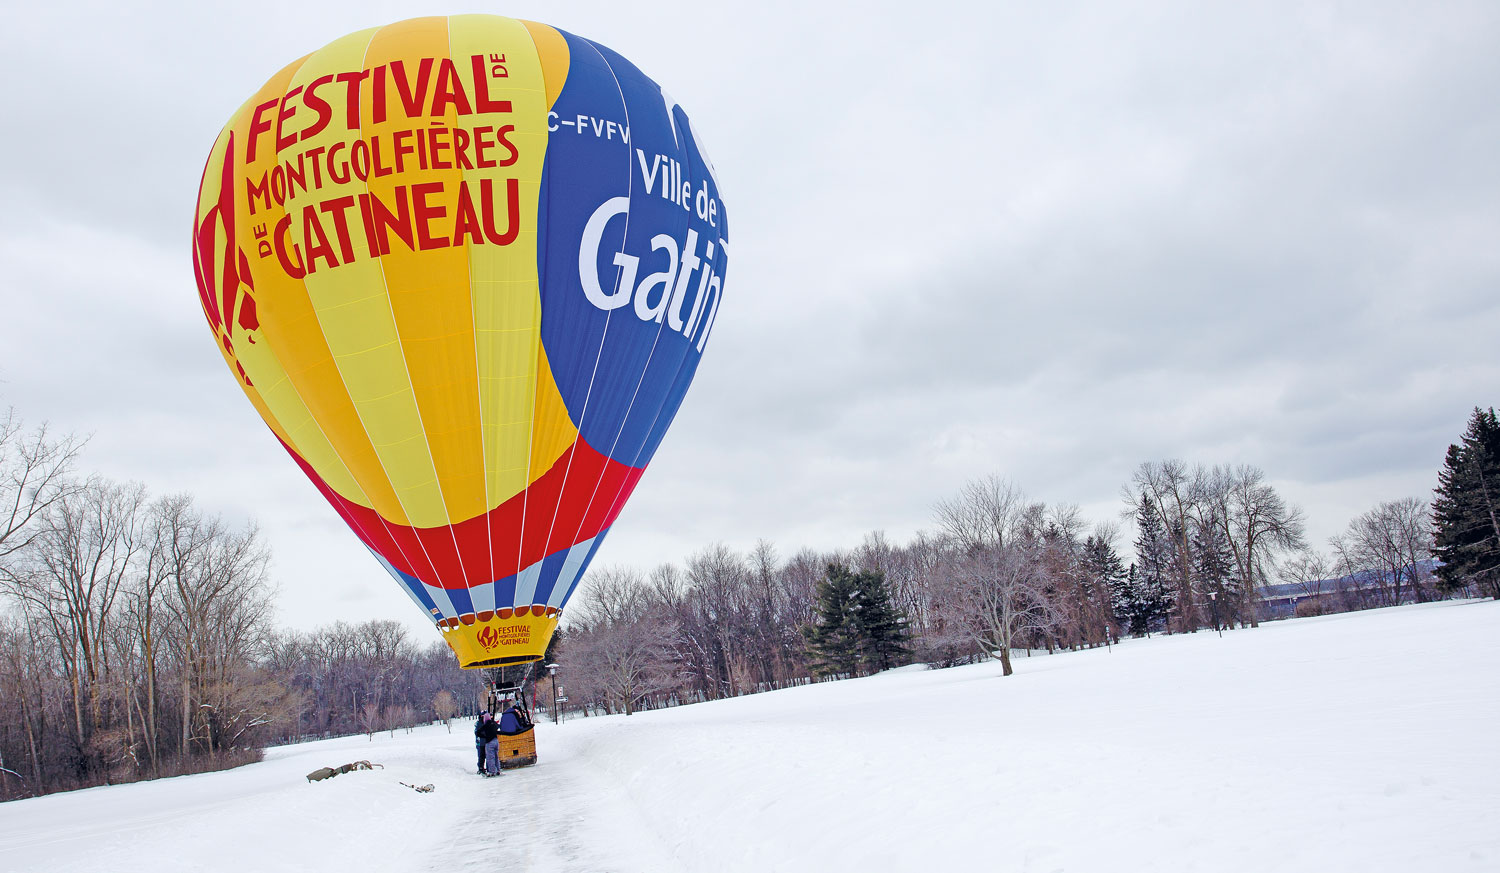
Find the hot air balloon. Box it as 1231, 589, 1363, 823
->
192, 15, 727, 668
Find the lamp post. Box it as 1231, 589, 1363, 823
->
546, 663, 560, 725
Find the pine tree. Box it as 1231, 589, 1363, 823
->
1433, 407, 1500, 599
1083, 535, 1128, 643
1193, 516, 1238, 628
1132, 492, 1175, 634
851, 569, 911, 672
1112, 563, 1142, 635
803, 563, 864, 677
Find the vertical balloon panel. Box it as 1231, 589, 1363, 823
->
192, 15, 727, 668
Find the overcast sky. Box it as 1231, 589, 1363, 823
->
2, 0, 1496, 634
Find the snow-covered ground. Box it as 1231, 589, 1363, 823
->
3, 601, 1497, 873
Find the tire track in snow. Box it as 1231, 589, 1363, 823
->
424, 731, 684, 873
425, 760, 612, 872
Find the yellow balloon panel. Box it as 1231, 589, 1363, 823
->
198, 17, 577, 530
455, 15, 551, 513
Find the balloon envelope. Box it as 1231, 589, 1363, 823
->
192, 15, 727, 667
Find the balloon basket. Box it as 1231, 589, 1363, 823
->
497, 728, 538, 769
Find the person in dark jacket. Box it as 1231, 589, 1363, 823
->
498, 701, 522, 736
477, 711, 502, 776
474, 712, 493, 775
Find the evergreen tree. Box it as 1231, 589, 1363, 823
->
1083, 535, 1128, 642
1165, 518, 1197, 630
1112, 563, 1141, 635
803, 563, 864, 677
1434, 407, 1500, 599
1132, 492, 1175, 634
851, 568, 911, 672
1193, 515, 1238, 628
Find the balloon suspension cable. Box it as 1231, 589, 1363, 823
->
479, 661, 539, 712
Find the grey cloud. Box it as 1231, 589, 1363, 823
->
2, 0, 1496, 633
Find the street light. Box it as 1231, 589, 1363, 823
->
546, 663, 560, 725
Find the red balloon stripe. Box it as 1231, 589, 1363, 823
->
277, 435, 644, 590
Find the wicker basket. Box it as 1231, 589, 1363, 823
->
497, 728, 538, 769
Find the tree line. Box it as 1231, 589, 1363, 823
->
553, 407, 1499, 716
3, 403, 1494, 798
0, 410, 479, 801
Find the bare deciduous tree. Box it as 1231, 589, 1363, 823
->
562, 567, 679, 715
434, 690, 457, 732
0, 479, 147, 755
1204, 465, 1307, 627
934, 476, 1060, 675
359, 701, 381, 740
1331, 497, 1435, 606
1279, 550, 1335, 615
0, 410, 84, 563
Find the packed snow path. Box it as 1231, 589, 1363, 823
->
3, 601, 1498, 872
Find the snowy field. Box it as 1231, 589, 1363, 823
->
2, 600, 1497, 873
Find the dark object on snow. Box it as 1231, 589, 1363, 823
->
401, 782, 435, 793
306, 760, 384, 782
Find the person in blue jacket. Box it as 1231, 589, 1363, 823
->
498, 700, 523, 735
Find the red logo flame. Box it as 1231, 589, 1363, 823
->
192, 131, 260, 386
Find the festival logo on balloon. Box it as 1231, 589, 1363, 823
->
193, 15, 727, 668
192, 131, 262, 388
